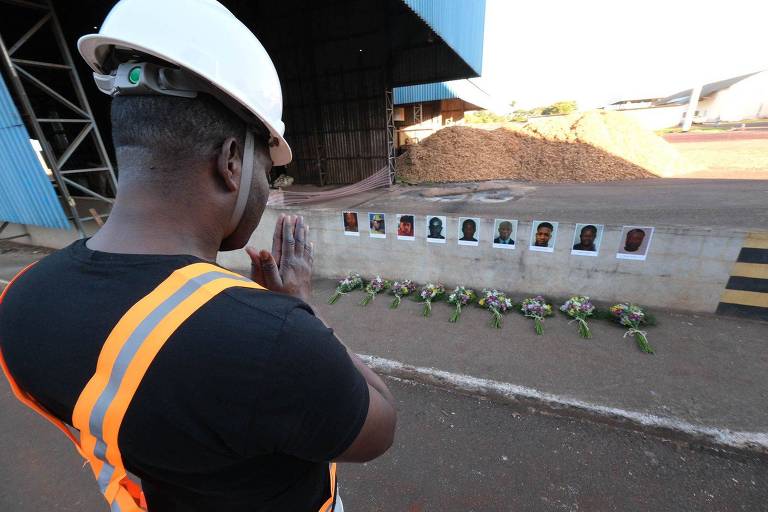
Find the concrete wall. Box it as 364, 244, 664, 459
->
219, 207, 746, 313
7, 203, 746, 313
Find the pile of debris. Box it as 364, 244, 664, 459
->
396, 110, 693, 184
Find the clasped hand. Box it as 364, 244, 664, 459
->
246, 214, 314, 302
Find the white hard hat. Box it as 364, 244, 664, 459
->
77, 0, 292, 166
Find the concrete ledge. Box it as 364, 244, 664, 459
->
361, 354, 768, 460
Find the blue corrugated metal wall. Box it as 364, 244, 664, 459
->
402, 0, 485, 76
394, 82, 456, 104
0, 73, 69, 229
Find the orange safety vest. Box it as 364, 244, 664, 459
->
0, 261, 338, 512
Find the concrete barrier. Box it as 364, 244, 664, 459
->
219, 206, 749, 313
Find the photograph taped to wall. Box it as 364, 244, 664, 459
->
493, 219, 517, 249
396, 214, 416, 241
616, 226, 654, 260
426, 215, 447, 244
342, 211, 359, 236
458, 217, 481, 246
529, 220, 558, 252
368, 213, 386, 238
571, 223, 604, 256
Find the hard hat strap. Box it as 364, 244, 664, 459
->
227, 129, 255, 235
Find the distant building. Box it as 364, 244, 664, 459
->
655, 70, 768, 123
604, 98, 663, 111
600, 70, 768, 129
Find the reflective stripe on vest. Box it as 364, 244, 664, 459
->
1, 261, 338, 512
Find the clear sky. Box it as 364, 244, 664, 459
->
473, 0, 768, 110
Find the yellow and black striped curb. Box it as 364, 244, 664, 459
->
717, 233, 768, 321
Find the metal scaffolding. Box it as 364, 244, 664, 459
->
385, 89, 396, 185
0, 0, 116, 237
413, 102, 423, 124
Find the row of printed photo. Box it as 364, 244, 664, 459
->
341, 211, 654, 261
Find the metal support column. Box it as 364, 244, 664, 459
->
414, 103, 423, 124
385, 88, 396, 186
0, 0, 116, 237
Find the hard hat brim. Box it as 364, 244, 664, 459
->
78, 34, 293, 166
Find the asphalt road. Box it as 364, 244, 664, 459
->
1, 376, 767, 512
341, 379, 767, 512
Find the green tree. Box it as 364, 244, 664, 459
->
541, 100, 577, 116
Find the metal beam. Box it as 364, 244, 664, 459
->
47, 0, 118, 197
60, 167, 109, 175
37, 118, 90, 123
55, 123, 92, 169
12, 57, 69, 69
385, 89, 396, 185
61, 178, 114, 204
7, 12, 50, 56
14, 65, 88, 117
0, 0, 48, 10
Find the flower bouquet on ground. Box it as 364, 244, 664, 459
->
610, 303, 654, 354
419, 283, 445, 317
360, 276, 391, 306
478, 289, 513, 329
520, 296, 553, 335
327, 272, 363, 304
447, 286, 477, 323
389, 280, 418, 309
560, 296, 595, 338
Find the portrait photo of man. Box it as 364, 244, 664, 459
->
368, 213, 386, 238
616, 226, 654, 260
529, 220, 558, 252
426, 215, 447, 244
458, 217, 480, 246
342, 211, 359, 236
493, 219, 517, 249
571, 223, 604, 256
397, 214, 415, 240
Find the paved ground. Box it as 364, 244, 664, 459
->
664, 130, 768, 143
0, 241, 50, 280
342, 379, 768, 512
667, 137, 768, 180
2, 377, 766, 511
310, 280, 768, 436
285, 179, 768, 231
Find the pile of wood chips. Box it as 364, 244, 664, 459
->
396, 110, 693, 184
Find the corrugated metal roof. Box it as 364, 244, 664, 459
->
401, 0, 485, 76
0, 73, 70, 229
394, 79, 511, 114
394, 82, 455, 104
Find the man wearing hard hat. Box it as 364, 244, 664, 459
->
0, 1, 396, 511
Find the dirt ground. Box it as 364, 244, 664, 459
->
668, 136, 768, 179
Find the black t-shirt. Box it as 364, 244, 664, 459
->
0, 240, 369, 511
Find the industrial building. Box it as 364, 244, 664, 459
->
0, 0, 486, 244
393, 79, 507, 147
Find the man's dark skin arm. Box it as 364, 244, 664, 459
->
248, 214, 397, 462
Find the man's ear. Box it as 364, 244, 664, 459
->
217, 137, 241, 192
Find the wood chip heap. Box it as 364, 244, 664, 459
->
396, 110, 693, 184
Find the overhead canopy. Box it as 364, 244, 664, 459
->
394, 79, 511, 114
